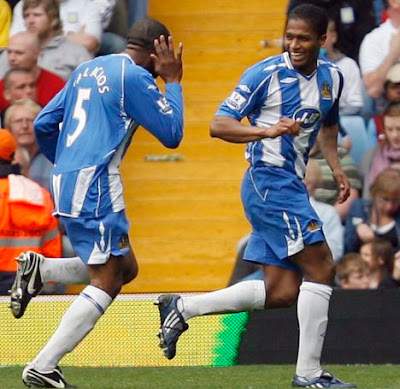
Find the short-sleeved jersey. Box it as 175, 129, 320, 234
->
34, 53, 183, 218
217, 52, 343, 178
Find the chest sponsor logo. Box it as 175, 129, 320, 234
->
293, 107, 321, 129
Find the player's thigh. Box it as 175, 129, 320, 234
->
291, 241, 335, 284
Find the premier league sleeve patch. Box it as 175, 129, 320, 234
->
226, 91, 247, 111
157, 97, 173, 114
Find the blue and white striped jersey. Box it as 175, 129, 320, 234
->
217, 52, 343, 178
34, 53, 183, 218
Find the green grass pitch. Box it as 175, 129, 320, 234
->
1, 364, 399, 388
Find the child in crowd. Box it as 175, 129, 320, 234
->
336, 253, 370, 289
360, 238, 394, 288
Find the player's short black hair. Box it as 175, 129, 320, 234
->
287, 4, 328, 37
126, 17, 170, 50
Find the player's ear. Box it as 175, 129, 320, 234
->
319, 34, 327, 48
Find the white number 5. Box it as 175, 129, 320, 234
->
66, 88, 91, 147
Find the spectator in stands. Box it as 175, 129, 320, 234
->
344, 167, 400, 253
380, 247, 400, 287
323, 18, 363, 115
287, 0, 377, 62
360, 238, 394, 288
0, 0, 12, 49
310, 135, 362, 223
4, 98, 52, 189
127, 0, 147, 26
0, 129, 61, 294
0, 32, 65, 109
371, 63, 400, 142
321, 17, 372, 165
336, 252, 371, 289
1, 68, 37, 124
359, 0, 400, 102
6, 1, 92, 80
96, 0, 127, 56
360, 101, 400, 199
11, 0, 102, 55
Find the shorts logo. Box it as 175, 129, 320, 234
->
307, 221, 321, 232
119, 234, 129, 250
226, 91, 247, 111
293, 107, 321, 129
283, 212, 304, 256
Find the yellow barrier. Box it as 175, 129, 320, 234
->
1, 294, 246, 367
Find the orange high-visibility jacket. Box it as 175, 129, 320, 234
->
0, 174, 61, 272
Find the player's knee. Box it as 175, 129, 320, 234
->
266, 287, 298, 308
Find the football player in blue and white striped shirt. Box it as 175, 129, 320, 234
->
156, 5, 356, 388
10, 18, 184, 388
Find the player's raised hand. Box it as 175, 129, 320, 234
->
151, 35, 183, 84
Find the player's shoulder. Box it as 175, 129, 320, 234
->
318, 57, 343, 77
245, 53, 287, 76
240, 53, 287, 89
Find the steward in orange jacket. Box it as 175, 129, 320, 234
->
0, 129, 61, 293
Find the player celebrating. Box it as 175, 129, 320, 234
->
156, 5, 356, 388
10, 18, 184, 388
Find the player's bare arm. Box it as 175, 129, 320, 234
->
318, 123, 351, 203
151, 35, 183, 84
210, 116, 301, 143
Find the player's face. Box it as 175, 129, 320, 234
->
284, 18, 326, 75
23, 5, 51, 38
8, 105, 37, 148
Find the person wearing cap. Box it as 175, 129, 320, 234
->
372, 63, 400, 141
9, 17, 183, 388
0, 129, 61, 294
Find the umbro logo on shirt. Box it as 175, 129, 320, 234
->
280, 77, 298, 84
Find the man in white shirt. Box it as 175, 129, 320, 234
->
359, 0, 400, 100
10, 0, 102, 54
